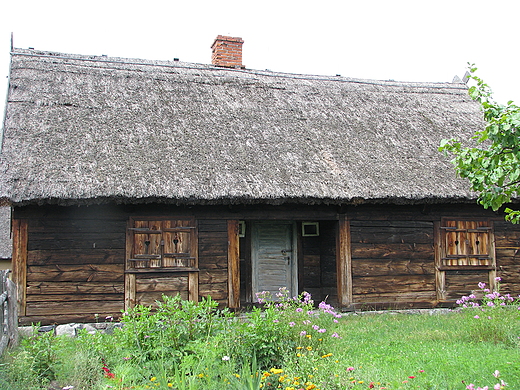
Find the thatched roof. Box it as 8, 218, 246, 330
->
0, 48, 484, 206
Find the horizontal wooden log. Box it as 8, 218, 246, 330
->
352, 259, 435, 277
199, 269, 228, 284
28, 218, 126, 233
353, 290, 436, 302
19, 313, 124, 326
199, 282, 227, 300
27, 264, 124, 282
136, 291, 188, 306
28, 238, 125, 251
352, 275, 435, 295
351, 243, 433, 259
197, 220, 227, 232
350, 221, 434, 228
28, 249, 124, 266
198, 255, 228, 269
26, 293, 123, 302
27, 281, 124, 295
351, 227, 433, 245
135, 276, 188, 293
26, 300, 124, 316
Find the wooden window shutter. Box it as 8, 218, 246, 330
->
440, 219, 492, 267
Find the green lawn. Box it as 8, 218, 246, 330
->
1, 291, 519, 390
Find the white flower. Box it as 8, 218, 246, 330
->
222, 355, 230, 361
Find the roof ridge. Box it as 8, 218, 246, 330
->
10, 48, 466, 91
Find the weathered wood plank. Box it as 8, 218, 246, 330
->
198, 256, 228, 269
27, 264, 124, 282
28, 238, 125, 251
336, 215, 352, 307
136, 291, 188, 306
28, 249, 124, 266
12, 219, 28, 316
135, 276, 188, 292
26, 300, 124, 316
228, 220, 240, 308
27, 281, 124, 295
351, 259, 434, 277
26, 294, 123, 302
352, 275, 435, 295
351, 227, 433, 244
351, 243, 433, 259
199, 269, 228, 284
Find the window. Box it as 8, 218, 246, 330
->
127, 218, 197, 269
440, 219, 492, 267
302, 222, 320, 237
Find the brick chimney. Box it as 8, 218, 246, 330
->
211, 35, 244, 69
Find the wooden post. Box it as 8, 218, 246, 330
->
433, 220, 446, 302
11, 219, 27, 317
124, 218, 135, 309
6, 273, 18, 348
188, 219, 199, 302
488, 220, 497, 291
336, 215, 352, 308
227, 220, 240, 309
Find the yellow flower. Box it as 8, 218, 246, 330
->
296, 353, 302, 357
270, 368, 284, 375
263, 372, 271, 378
321, 353, 333, 358
306, 384, 316, 390
167, 384, 173, 388
197, 373, 204, 378
306, 346, 313, 351
234, 374, 240, 378
358, 381, 364, 384
296, 346, 303, 350
306, 335, 312, 339
150, 377, 157, 382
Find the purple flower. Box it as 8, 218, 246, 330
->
312, 325, 320, 330
318, 328, 326, 333
478, 282, 486, 289
289, 322, 296, 327
296, 308, 303, 313
487, 302, 495, 307
331, 332, 340, 338
474, 315, 480, 319
495, 277, 502, 282
300, 331, 307, 336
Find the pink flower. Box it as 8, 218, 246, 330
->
346, 367, 355, 371
493, 370, 500, 378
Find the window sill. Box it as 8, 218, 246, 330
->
437, 265, 495, 271
125, 267, 199, 274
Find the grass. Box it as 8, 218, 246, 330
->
0, 285, 519, 390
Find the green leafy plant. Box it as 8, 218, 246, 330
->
439, 64, 520, 222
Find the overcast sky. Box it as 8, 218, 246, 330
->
1, 0, 519, 108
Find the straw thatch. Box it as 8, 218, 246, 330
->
0, 48, 484, 206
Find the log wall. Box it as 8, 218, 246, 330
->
21, 207, 127, 324
11, 203, 520, 324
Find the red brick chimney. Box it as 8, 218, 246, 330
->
211, 35, 244, 69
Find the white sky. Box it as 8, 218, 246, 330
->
1, 0, 519, 106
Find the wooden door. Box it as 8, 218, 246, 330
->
251, 222, 297, 301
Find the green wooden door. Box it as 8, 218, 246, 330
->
252, 222, 296, 301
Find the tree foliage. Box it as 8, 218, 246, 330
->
439, 64, 520, 223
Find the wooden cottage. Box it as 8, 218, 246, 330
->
2, 36, 520, 325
